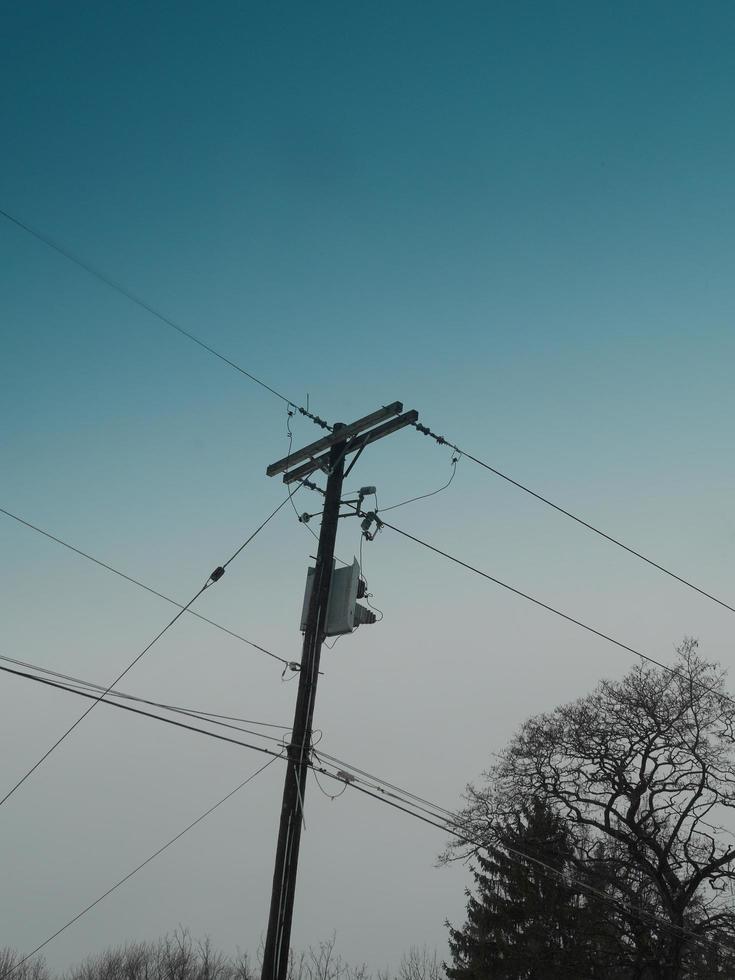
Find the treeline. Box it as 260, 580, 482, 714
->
0, 932, 441, 980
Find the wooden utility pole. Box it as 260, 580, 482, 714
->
261, 404, 418, 980
261, 426, 346, 980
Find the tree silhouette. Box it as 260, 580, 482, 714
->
449, 640, 735, 978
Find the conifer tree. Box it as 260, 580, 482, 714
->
446, 799, 621, 980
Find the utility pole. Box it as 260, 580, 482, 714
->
261, 426, 346, 980
261, 403, 418, 980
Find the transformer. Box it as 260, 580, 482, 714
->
300, 558, 377, 637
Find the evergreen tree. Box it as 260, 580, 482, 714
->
446, 799, 622, 980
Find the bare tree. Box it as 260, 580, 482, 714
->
450, 640, 735, 978
0, 951, 49, 980
395, 947, 441, 980
64, 930, 255, 980
3, 933, 429, 980
283, 935, 370, 980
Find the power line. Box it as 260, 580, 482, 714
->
332, 772, 735, 961
0, 505, 290, 667
0, 654, 291, 731
0, 663, 628, 963
367, 510, 735, 708
0, 582, 210, 809
0, 754, 282, 980
11, 628, 735, 864
314, 489, 735, 715
3, 657, 732, 966
413, 420, 735, 617
304, 752, 735, 960
313, 748, 456, 822
3, 206, 726, 621
0, 657, 445, 823
0, 207, 331, 430
0, 661, 289, 757
0, 659, 291, 746
0, 496, 292, 810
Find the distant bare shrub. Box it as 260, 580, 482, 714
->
0, 949, 49, 980
2, 930, 436, 980
63, 930, 254, 980
396, 947, 441, 980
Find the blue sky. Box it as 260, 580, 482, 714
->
2, 0, 735, 972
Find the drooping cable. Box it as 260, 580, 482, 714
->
313, 749, 456, 822
311, 766, 348, 801
358, 533, 384, 622
377, 455, 459, 514
0, 506, 289, 666
285, 414, 321, 549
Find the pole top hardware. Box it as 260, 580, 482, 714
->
266, 402, 419, 483
273, 408, 419, 485
266, 402, 408, 478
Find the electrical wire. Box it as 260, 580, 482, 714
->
0, 207, 331, 430
10, 641, 735, 854
0, 581, 209, 810
331, 774, 735, 961
1, 657, 446, 825
0, 506, 290, 667
303, 482, 735, 717
0, 754, 282, 980
0, 661, 289, 757
0, 654, 292, 732
347, 507, 735, 714
21, 643, 735, 874
311, 767, 348, 801
284, 421, 350, 568
413, 421, 735, 618
364, 593, 384, 622
377, 455, 459, 514
3, 657, 733, 965
313, 750, 457, 822
358, 533, 384, 622
0, 497, 293, 810
304, 750, 735, 959
285, 419, 322, 548
0, 662, 289, 747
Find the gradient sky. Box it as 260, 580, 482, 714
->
2, 1, 735, 972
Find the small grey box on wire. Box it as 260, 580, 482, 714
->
300, 558, 376, 636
